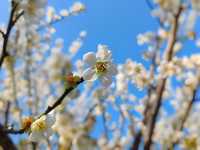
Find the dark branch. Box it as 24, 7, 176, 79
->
4, 101, 11, 126
0, 2, 23, 69
39, 78, 84, 117
0, 30, 5, 37
5, 78, 84, 134
0, 123, 17, 150
144, 6, 183, 150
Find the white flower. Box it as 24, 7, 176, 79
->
22, 0, 47, 25
29, 115, 55, 142
82, 44, 117, 87
60, 9, 69, 17
70, 2, 85, 14
137, 32, 155, 45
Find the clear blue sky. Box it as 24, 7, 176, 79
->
0, 0, 158, 63
48, 0, 158, 63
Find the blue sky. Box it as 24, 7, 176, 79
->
48, 0, 158, 63
0, 0, 158, 63
0, 0, 160, 148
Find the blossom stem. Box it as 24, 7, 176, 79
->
39, 77, 84, 117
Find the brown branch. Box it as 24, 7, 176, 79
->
0, 2, 23, 69
131, 38, 159, 150
5, 78, 84, 134
0, 30, 5, 37
4, 101, 11, 126
144, 6, 183, 150
39, 77, 84, 117
0, 123, 17, 150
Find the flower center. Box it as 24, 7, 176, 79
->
32, 119, 47, 132
95, 61, 108, 74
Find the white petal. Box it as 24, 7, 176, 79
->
46, 115, 55, 127
108, 63, 118, 76
82, 68, 96, 81
96, 44, 112, 60
29, 132, 43, 142
83, 52, 96, 66
99, 75, 112, 87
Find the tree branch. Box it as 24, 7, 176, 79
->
0, 2, 23, 69
131, 37, 160, 150
5, 78, 84, 134
144, 6, 183, 150
0, 123, 17, 150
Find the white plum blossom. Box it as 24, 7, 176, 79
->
21, 0, 47, 24
82, 45, 118, 87
70, 2, 85, 14
29, 115, 55, 142
137, 32, 156, 45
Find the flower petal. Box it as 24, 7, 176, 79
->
82, 68, 96, 81
29, 132, 43, 142
99, 75, 112, 87
83, 52, 96, 66
96, 44, 112, 61
107, 63, 118, 76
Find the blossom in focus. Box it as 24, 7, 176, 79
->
29, 115, 55, 142
82, 44, 117, 87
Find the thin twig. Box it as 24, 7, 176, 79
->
0, 30, 5, 37
39, 78, 84, 117
169, 89, 197, 149
4, 101, 11, 126
5, 78, 84, 134
0, 2, 23, 69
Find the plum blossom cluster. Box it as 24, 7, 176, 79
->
2, 0, 200, 150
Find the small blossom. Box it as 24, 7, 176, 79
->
70, 2, 85, 14
82, 45, 117, 87
60, 9, 69, 17
137, 32, 155, 45
29, 115, 55, 142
